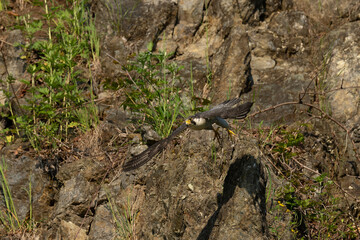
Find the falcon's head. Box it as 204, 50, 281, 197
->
185, 117, 207, 127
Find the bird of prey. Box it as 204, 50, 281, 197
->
123, 98, 253, 171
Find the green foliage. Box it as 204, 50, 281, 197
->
274, 173, 358, 239
272, 129, 304, 161
0, 0, 100, 149
259, 125, 359, 239
73, 104, 99, 132
0, 76, 20, 142
104, 43, 210, 139
0, 0, 7, 11
113, 45, 195, 138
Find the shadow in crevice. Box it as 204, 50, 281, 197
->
197, 154, 267, 240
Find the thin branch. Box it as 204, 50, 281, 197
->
248, 101, 299, 118
292, 157, 319, 175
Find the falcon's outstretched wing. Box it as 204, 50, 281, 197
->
122, 123, 188, 171
205, 98, 243, 111
197, 101, 253, 120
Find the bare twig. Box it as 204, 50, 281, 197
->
292, 157, 319, 175
248, 101, 299, 118
0, 38, 14, 47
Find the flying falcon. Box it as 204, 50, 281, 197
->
123, 98, 253, 171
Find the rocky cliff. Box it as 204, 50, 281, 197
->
0, 0, 359, 239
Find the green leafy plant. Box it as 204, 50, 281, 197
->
0, 0, 100, 150
272, 129, 304, 161
258, 124, 359, 239
119, 43, 190, 138
0, 75, 20, 141
105, 43, 210, 139
73, 104, 99, 132
274, 174, 358, 239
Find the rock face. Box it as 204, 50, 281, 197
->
95, 0, 360, 125
322, 21, 360, 127
0, 30, 27, 81
0, 143, 55, 225
1, 0, 360, 239
126, 132, 268, 239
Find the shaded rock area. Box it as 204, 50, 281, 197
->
125, 132, 269, 239
0, 0, 360, 239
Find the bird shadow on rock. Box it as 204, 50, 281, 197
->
197, 154, 267, 240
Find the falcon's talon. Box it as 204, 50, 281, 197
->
212, 127, 222, 144
227, 129, 236, 136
